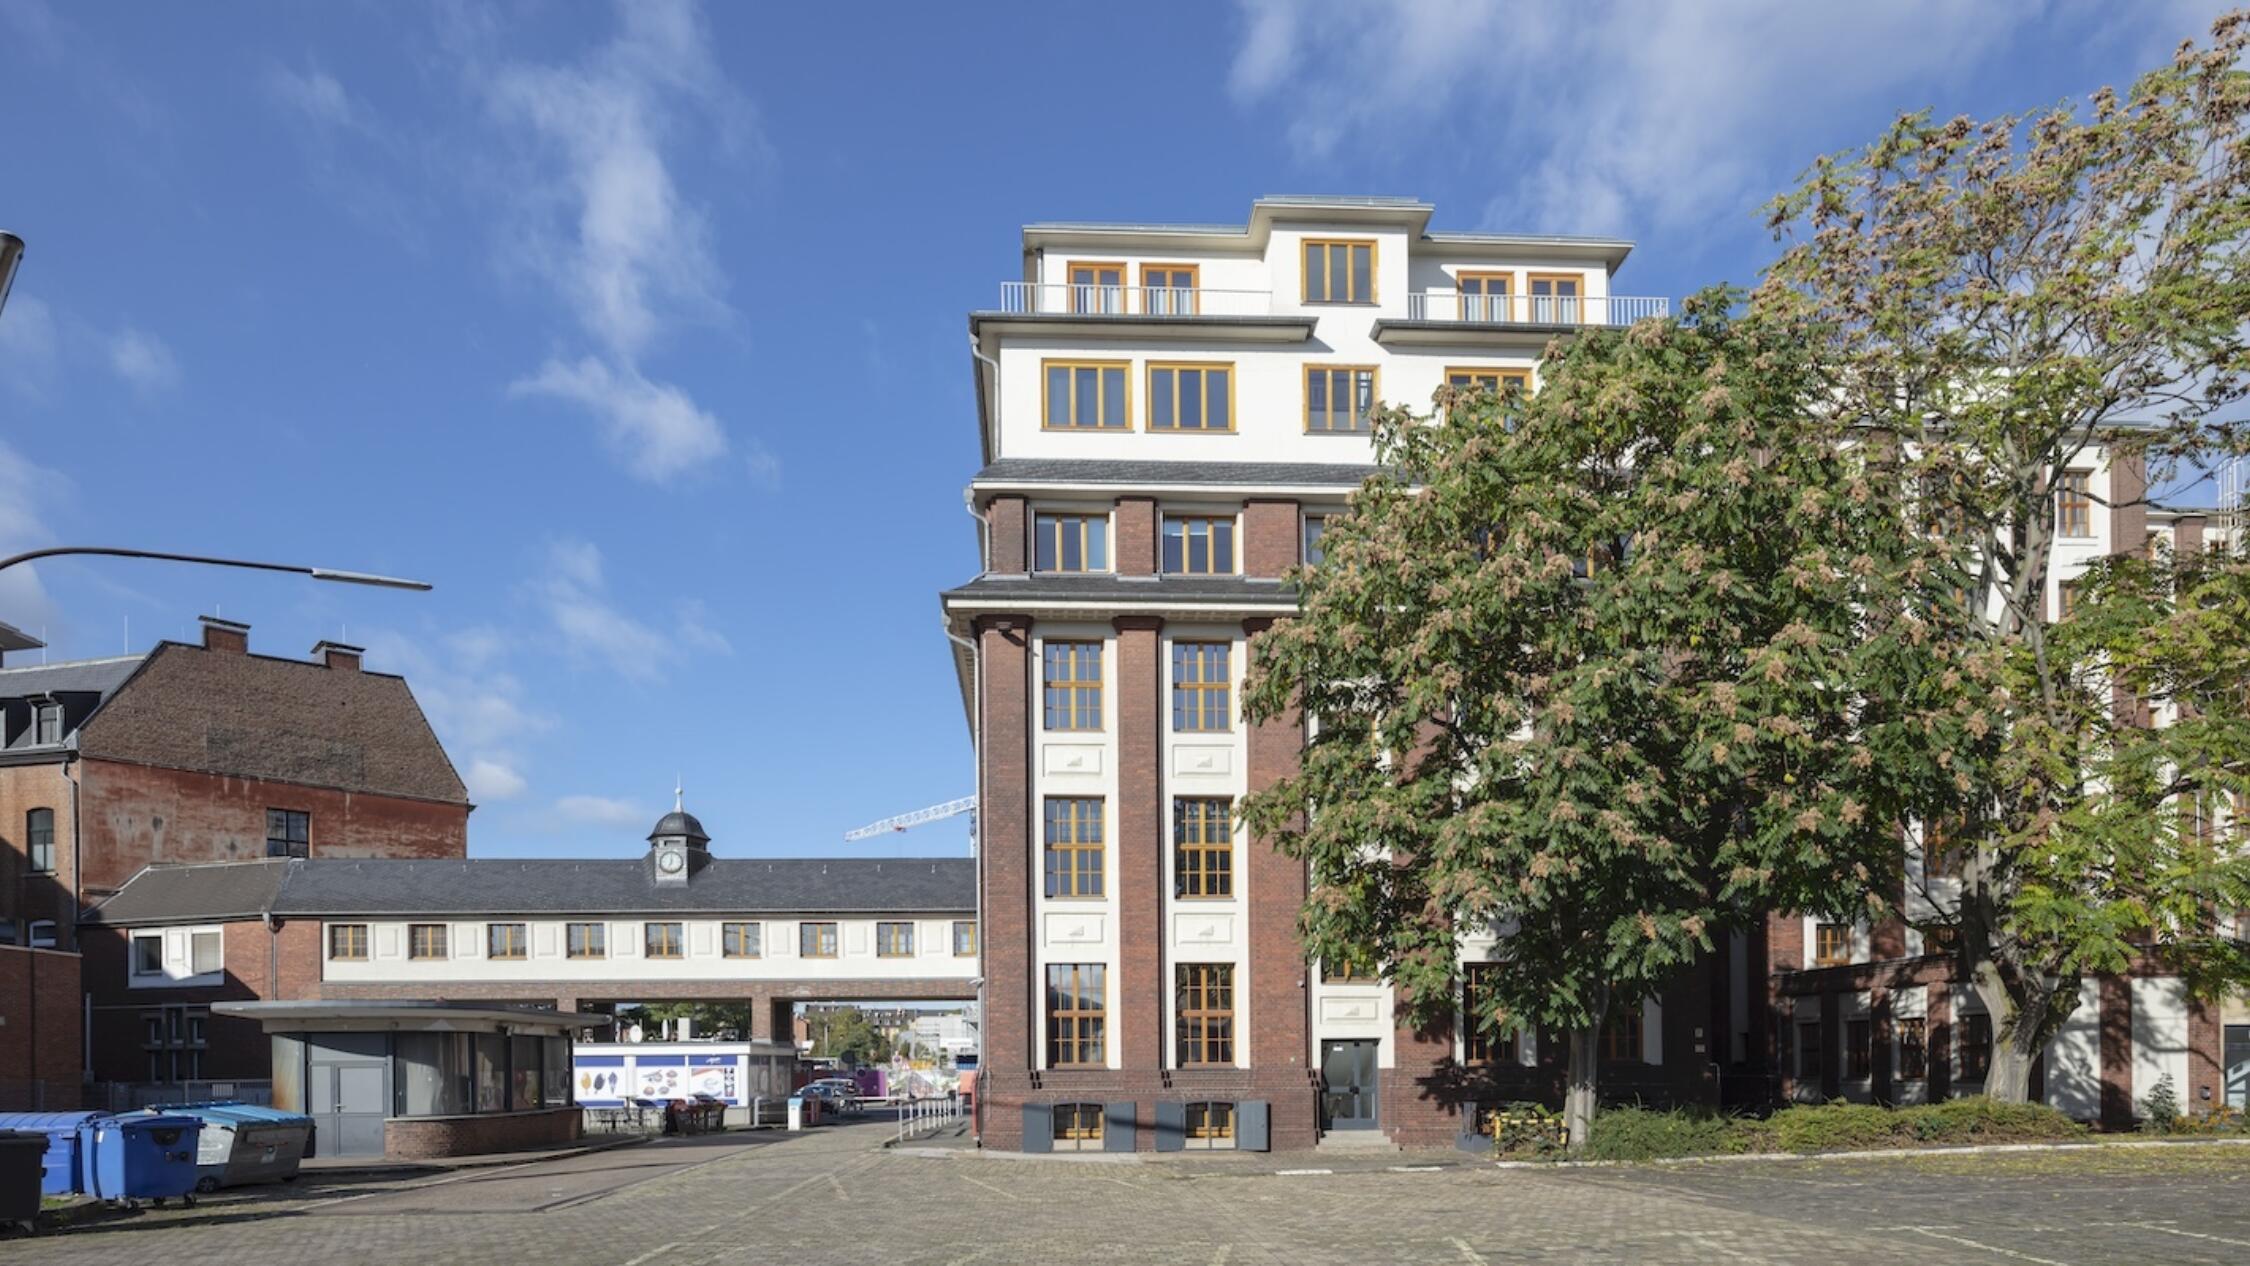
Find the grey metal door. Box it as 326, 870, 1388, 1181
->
1321, 1040, 1379, 1131
324, 1064, 387, 1156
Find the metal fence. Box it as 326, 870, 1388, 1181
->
894, 1095, 966, 1143
85, 1079, 273, 1111
0, 1077, 81, 1112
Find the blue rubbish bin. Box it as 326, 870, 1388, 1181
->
80, 1114, 202, 1206
0, 1111, 107, 1197
135, 1104, 312, 1192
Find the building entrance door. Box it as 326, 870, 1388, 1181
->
308, 1033, 390, 1158
1320, 1039, 1379, 1131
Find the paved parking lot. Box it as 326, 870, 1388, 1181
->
7, 1124, 2249, 1265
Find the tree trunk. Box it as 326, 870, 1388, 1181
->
1563, 1023, 1599, 1155
1972, 961, 2079, 1103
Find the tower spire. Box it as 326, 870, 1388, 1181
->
675, 775, 684, 812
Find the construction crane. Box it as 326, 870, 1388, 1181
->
844, 795, 978, 850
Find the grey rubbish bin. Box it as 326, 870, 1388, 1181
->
0, 1131, 45, 1231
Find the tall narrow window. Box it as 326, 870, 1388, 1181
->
189, 931, 220, 974
1042, 360, 1130, 430
265, 809, 310, 859
1302, 238, 1376, 303
1602, 1002, 1644, 1061
1042, 641, 1103, 732
877, 922, 915, 957
1463, 963, 1506, 1063
1526, 273, 1582, 323
1043, 797, 1104, 898
566, 922, 607, 959
25, 808, 54, 873
1034, 513, 1109, 573
32, 702, 60, 746
952, 921, 977, 957
1814, 922, 1851, 967
1456, 270, 1513, 321
1959, 1012, 1993, 1082
723, 921, 761, 958
1173, 797, 1234, 898
2056, 471, 2093, 537
1066, 261, 1126, 314
1046, 962, 1106, 1067
800, 922, 839, 958
1171, 642, 1231, 733
326, 924, 368, 962
1846, 1018, 1873, 1080
1304, 366, 1377, 433
408, 923, 448, 961
1302, 514, 1329, 566
1796, 1021, 1822, 1081
1897, 1017, 1928, 1080
1140, 263, 1198, 315
1147, 362, 1234, 432
1175, 963, 1235, 1066
487, 923, 528, 961
1161, 515, 1235, 574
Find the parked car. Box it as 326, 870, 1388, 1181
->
803, 1082, 856, 1113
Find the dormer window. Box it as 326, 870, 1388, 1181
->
32, 701, 60, 746
1302, 239, 1376, 304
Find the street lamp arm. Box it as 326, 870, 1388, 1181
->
0, 546, 432, 591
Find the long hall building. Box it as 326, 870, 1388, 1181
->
943, 197, 1674, 1152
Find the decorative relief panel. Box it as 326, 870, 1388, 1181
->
1171, 746, 1232, 777
1173, 912, 1235, 946
1042, 745, 1104, 776
1043, 912, 1106, 945
1319, 995, 1382, 1025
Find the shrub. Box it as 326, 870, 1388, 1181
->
1486, 1101, 1567, 1158
1582, 1105, 1751, 1161
1767, 1097, 2084, 1153
2140, 1074, 2183, 1134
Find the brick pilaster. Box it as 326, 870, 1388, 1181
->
2099, 974, 2134, 1127
1243, 617, 1315, 1148
1115, 497, 1157, 576
1113, 616, 1165, 1077
987, 496, 1028, 575
2109, 448, 2148, 553
977, 614, 1034, 1150
1242, 499, 1301, 579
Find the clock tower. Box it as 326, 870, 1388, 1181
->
645, 784, 711, 886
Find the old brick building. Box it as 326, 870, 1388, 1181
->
0, 614, 471, 954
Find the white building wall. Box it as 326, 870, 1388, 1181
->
2043, 978, 2105, 1120
1030, 623, 1120, 1070
2131, 976, 2192, 1119
317, 915, 976, 985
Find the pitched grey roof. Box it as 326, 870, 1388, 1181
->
0, 655, 146, 754
942, 574, 1300, 605
84, 860, 291, 926
86, 855, 975, 925
972, 458, 1383, 488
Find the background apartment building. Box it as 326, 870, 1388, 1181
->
943, 196, 1678, 1152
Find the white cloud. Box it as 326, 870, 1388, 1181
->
267, 64, 356, 130
107, 327, 179, 394
532, 537, 727, 679
510, 356, 726, 483
464, 756, 528, 802
556, 793, 645, 826
1226, 0, 2050, 236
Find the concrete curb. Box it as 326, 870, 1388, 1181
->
300, 1131, 648, 1181
1488, 1134, 2250, 1170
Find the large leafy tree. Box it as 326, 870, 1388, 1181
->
1756, 12, 2250, 1101
1241, 300, 1961, 1147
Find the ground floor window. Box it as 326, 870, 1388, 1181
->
1796, 1021, 1822, 1083
1846, 1018, 1873, 1080
1897, 1017, 1928, 1080
1958, 1012, 1993, 1083
2224, 1024, 2249, 1109
1184, 1101, 1235, 1150
1054, 1102, 1104, 1152
1601, 1002, 1642, 1062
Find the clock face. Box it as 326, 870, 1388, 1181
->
657, 849, 685, 874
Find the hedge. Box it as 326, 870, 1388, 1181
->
1555, 1097, 2084, 1163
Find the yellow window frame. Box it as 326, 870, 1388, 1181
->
1065, 260, 1128, 314
1301, 237, 1378, 304
645, 921, 684, 959
1043, 796, 1106, 898
328, 924, 368, 961
800, 921, 840, 958
407, 923, 447, 961
1444, 366, 1530, 396
1304, 364, 1378, 434
1173, 796, 1234, 898
1175, 963, 1235, 1067
1146, 360, 1236, 432
1456, 270, 1515, 322
1171, 640, 1231, 733
2057, 470, 2093, 537
487, 923, 527, 961
566, 922, 606, 959
1047, 964, 1106, 1068
722, 921, 760, 958
1034, 513, 1109, 573
877, 921, 915, 957
1140, 262, 1200, 315
1814, 922, 1851, 967
1042, 640, 1103, 732
1525, 272, 1585, 323
1041, 359, 1132, 431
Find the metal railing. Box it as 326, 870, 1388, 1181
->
998, 282, 1276, 317
1407, 291, 1669, 326
86, 1079, 273, 1111
895, 1094, 967, 1142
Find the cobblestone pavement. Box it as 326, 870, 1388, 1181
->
6, 1124, 2249, 1265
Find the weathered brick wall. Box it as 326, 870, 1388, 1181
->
384, 1106, 580, 1159
0, 944, 81, 1108
0, 761, 76, 948
1112, 617, 1164, 1091
77, 757, 468, 895
1113, 497, 1157, 576
1242, 617, 1316, 1150
1241, 499, 1301, 579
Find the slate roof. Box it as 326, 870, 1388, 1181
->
942, 574, 1299, 605
0, 655, 146, 754
75, 641, 468, 805
86, 855, 976, 925
972, 458, 1384, 489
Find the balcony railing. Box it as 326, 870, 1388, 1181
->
998, 282, 1276, 317
1406, 292, 1670, 326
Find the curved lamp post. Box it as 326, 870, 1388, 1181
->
0, 231, 22, 319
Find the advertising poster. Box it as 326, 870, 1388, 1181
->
689, 1055, 740, 1102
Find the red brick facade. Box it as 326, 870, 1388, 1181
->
384, 1106, 580, 1159
0, 945, 81, 1109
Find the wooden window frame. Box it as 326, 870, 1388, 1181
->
1601, 1002, 1643, 1062
1814, 922, 1852, 968
1046, 963, 1107, 1068
407, 923, 448, 961
644, 921, 685, 960
2056, 470, 2094, 538
1463, 962, 1507, 1063
1301, 238, 1377, 304
1303, 364, 1379, 434
326, 924, 368, 963
1896, 1017, 1929, 1080
487, 922, 528, 961
1846, 1018, 1873, 1080
1053, 1101, 1105, 1147
876, 921, 915, 958
1184, 1101, 1236, 1149
800, 921, 840, 958
1040, 359, 1132, 431
1146, 360, 1236, 433
1042, 640, 1104, 732
1455, 270, 1515, 322
1043, 796, 1105, 899
1173, 796, 1234, 899
1444, 366, 1531, 397
1065, 260, 1128, 314
1302, 513, 1329, 566
1140, 262, 1200, 315
1796, 1021, 1822, 1081
1959, 1011, 1994, 1081
25, 808, 54, 873
1525, 272, 1585, 324
1175, 962, 1236, 1067
953, 920, 977, 957
722, 921, 761, 959
1033, 512, 1110, 573
1322, 953, 1378, 985
1171, 641, 1232, 733
1161, 513, 1237, 575
566, 921, 607, 960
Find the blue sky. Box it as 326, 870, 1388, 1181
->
0, 0, 2230, 861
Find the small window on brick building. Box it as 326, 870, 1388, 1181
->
27, 920, 56, 949
1814, 922, 1852, 967
488, 923, 528, 960
1897, 1018, 1928, 1080
133, 934, 163, 975
1796, 1021, 1822, 1082
266, 809, 310, 858
2056, 471, 2093, 538
328, 924, 368, 961
190, 929, 221, 975
1846, 1018, 1872, 1080
1601, 1002, 1643, 1062
800, 921, 839, 958
723, 921, 761, 958
1053, 1102, 1105, 1151
33, 701, 61, 745
876, 922, 914, 957
26, 808, 54, 873
1184, 1101, 1236, 1150
952, 921, 976, 957
1958, 1012, 1993, 1082
645, 922, 685, 959
567, 922, 606, 959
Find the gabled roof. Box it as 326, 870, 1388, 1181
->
0, 655, 146, 755
85, 855, 976, 925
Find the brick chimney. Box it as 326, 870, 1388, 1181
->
312, 640, 364, 672
199, 615, 250, 654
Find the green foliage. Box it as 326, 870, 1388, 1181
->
2140, 1074, 2184, 1134
806, 1007, 890, 1066
1486, 1102, 1569, 1158
1581, 1105, 1749, 1161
